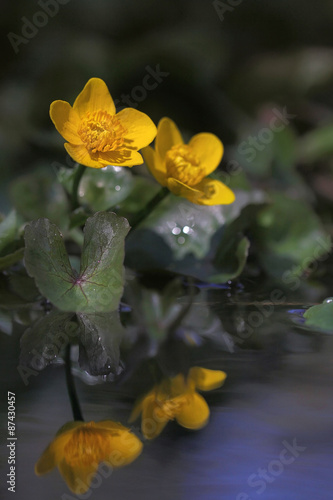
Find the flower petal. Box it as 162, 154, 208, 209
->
167, 177, 202, 203
142, 146, 167, 186
64, 143, 104, 168
35, 431, 73, 476
128, 397, 145, 423
105, 430, 143, 467
176, 393, 210, 429
73, 78, 116, 119
141, 395, 170, 439
49, 100, 82, 145
189, 367, 227, 391
156, 117, 183, 160
194, 178, 235, 206
189, 133, 224, 175
98, 149, 144, 167
58, 459, 98, 495
116, 108, 157, 150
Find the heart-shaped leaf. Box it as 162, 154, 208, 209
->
24, 212, 130, 312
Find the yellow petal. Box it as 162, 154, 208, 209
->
156, 117, 183, 160
73, 78, 116, 119
35, 431, 73, 476
142, 146, 167, 186
176, 392, 210, 429
189, 367, 227, 391
128, 397, 145, 424
98, 149, 144, 167
167, 177, 202, 203
106, 430, 143, 467
58, 459, 98, 495
94, 420, 133, 432
64, 143, 103, 168
116, 108, 157, 150
49, 100, 82, 145
169, 374, 189, 396
189, 133, 224, 175
194, 178, 235, 206
141, 395, 170, 439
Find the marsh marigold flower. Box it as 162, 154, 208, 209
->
50, 78, 157, 168
142, 117, 235, 205
129, 367, 227, 439
35, 420, 143, 494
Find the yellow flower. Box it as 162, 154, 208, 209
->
35, 420, 143, 494
142, 117, 235, 205
129, 367, 227, 439
50, 78, 157, 168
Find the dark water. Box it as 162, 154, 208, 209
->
1, 292, 333, 500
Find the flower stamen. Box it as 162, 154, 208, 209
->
64, 425, 112, 467
78, 111, 127, 154
165, 145, 205, 186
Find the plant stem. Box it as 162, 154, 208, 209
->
71, 164, 86, 210
65, 344, 84, 421
129, 187, 169, 231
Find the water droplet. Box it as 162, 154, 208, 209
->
115, 185, 121, 191
324, 297, 333, 304
172, 227, 181, 235
96, 181, 104, 188
178, 236, 185, 244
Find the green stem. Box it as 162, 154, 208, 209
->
65, 344, 84, 421
129, 187, 169, 231
71, 164, 86, 210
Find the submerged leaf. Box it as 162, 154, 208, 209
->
77, 311, 124, 375
19, 310, 76, 370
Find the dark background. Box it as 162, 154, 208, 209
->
2, 0, 333, 210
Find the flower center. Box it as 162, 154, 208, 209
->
165, 145, 205, 186
78, 111, 127, 154
64, 425, 112, 467
154, 395, 186, 421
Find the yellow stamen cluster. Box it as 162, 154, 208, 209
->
78, 111, 127, 154
154, 395, 186, 420
64, 425, 112, 466
165, 144, 205, 186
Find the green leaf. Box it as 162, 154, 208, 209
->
126, 189, 265, 282
10, 167, 70, 229
303, 298, 333, 333
77, 311, 124, 375
0, 247, 25, 271
118, 177, 161, 215
297, 124, 333, 164
24, 212, 130, 313
19, 310, 77, 370
78, 165, 134, 211
211, 236, 250, 283
254, 193, 331, 279
0, 211, 20, 255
